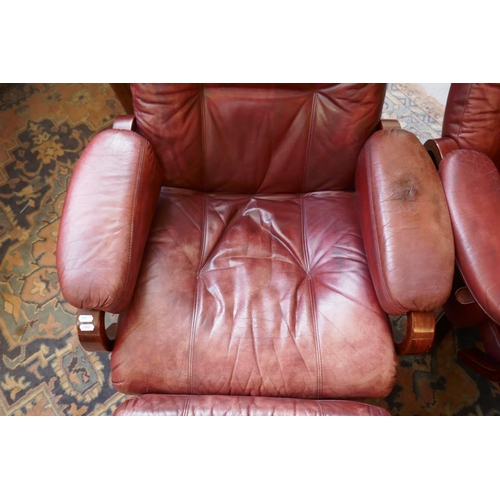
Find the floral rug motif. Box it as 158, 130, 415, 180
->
0, 83, 495, 415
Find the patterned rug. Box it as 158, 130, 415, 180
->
0, 83, 495, 416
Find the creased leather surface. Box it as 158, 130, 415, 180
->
113, 394, 390, 416
57, 129, 162, 313
131, 84, 386, 193
440, 150, 500, 324
443, 83, 500, 168
355, 129, 454, 315
111, 188, 397, 399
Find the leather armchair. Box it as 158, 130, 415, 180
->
425, 83, 500, 382
57, 84, 454, 415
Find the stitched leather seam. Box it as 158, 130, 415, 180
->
308, 278, 322, 398
188, 195, 206, 394
189, 279, 202, 395
455, 84, 473, 146
200, 84, 206, 192
302, 90, 318, 193
300, 195, 311, 273
365, 141, 405, 314
114, 136, 146, 310
300, 195, 323, 398
318, 400, 325, 416
182, 395, 192, 416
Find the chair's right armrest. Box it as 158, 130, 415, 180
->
356, 129, 455, 317
440, 149, 500, 324
355, 129, 455, 354
56, 128, 162, 314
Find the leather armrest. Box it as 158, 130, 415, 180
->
355, 129, 455, 315
440, 149, 500, 324
57, 129, 162, 313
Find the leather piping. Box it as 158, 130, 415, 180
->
113, 134, 146, 310
454, 83, 473, 146
300, 195, 323, 398
365, 138, 406, 315
188, 195, 207, 393
302, 89, 318, 193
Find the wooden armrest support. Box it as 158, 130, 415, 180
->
424, 137, 459, 168
113, 115, 136, 131
77, 309, 116, 352
395, 311, 435, 355
378, 119, 401, 130
455, 286, 476, 305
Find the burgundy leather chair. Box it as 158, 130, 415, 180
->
57, 84, 454, 415
425, 83, 500, 383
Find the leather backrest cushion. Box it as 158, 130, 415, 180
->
131, 84, 386, 193
443, 83, 500, 168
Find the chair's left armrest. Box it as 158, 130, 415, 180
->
57, 128, 162, 314
355, 129, 455, 351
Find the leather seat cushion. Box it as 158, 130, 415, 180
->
113, 394, 391, 416
111, 187, 397, 399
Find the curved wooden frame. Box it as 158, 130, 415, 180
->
455, 286, 476, 305
423, 137, 459, 168
77, 309, 116, 352
378, 119, 401, 131
395, 311, 435, 355
113, 115, 136, 131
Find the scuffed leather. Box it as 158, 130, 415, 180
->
113, 394, 391, 416
355, 129, 455, 315
131, 83, 386, 193
111, 188, 397, 399
57, 129, 162, 313
440, 150, 500, 324
443, 83, 500, 168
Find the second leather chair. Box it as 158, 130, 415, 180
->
425, 83, 500, 383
